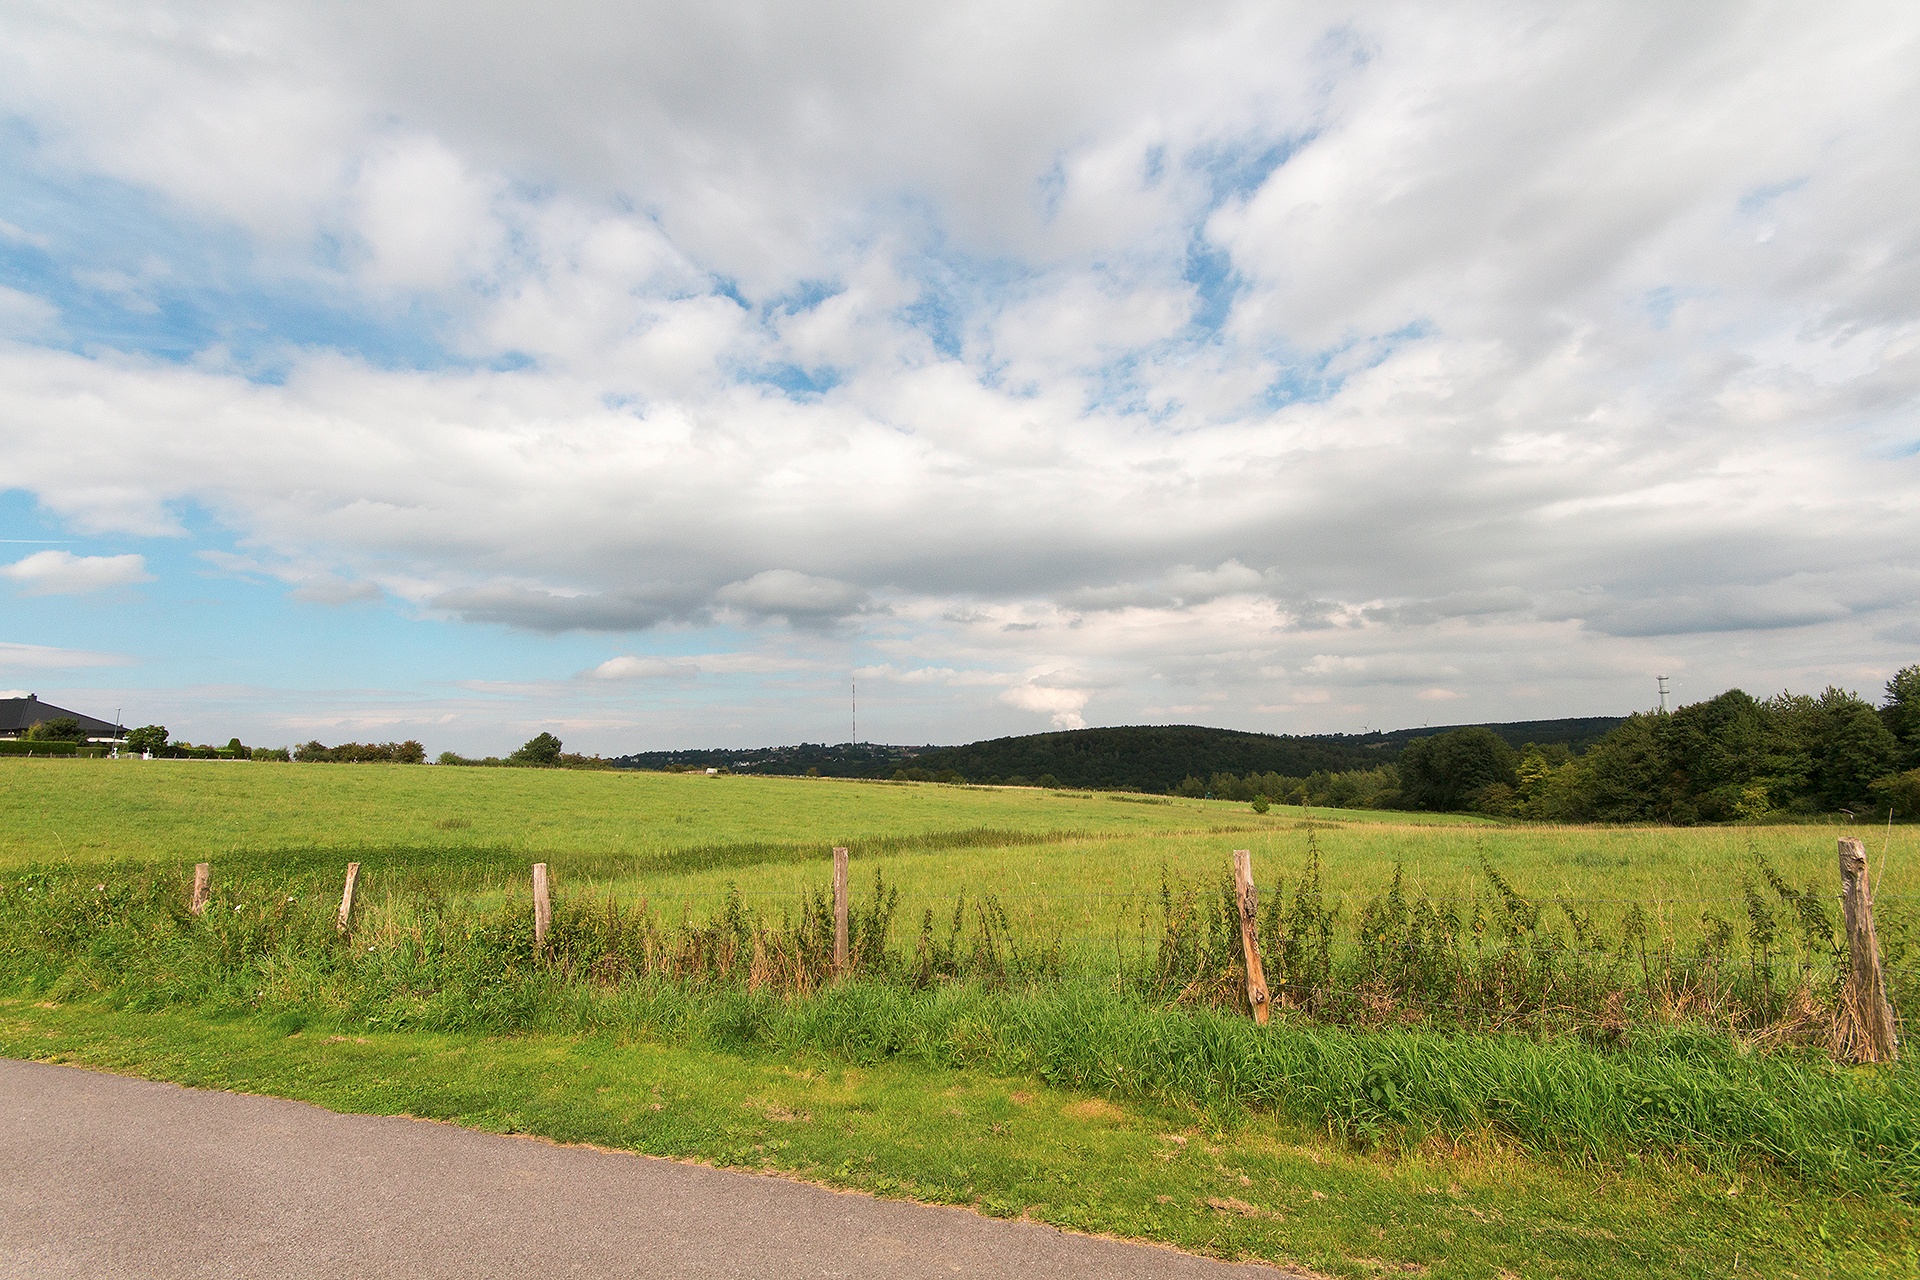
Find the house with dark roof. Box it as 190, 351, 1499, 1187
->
0, 694, 125, 742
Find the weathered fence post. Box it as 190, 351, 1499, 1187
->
336, 862, 361, 933
190, 862, 211, 915
1232, 849, 1270, 1025
832, 846, 850, 979
532, 862, 552, 954
1838, 837, 1898, 1062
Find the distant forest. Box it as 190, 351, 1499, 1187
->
613, 666, 1920, 822
609, 718, 1622, 789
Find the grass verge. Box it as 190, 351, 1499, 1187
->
8, 859, 1918, 1196
2, 996, 1912, 1279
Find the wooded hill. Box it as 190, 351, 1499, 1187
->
610, 741, 927, 778
613, 717, 1624, 793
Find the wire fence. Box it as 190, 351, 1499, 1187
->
5, 828, 1907, 1059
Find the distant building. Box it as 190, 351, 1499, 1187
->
0, 694, 125, 742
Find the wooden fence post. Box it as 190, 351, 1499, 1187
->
190, 862, 211, 915
1232, 849, 1270, 1025
532, 862, 552, 954
336, 862, 361, 933
1838, 837, 1898, 1063
832, 846, 850, 979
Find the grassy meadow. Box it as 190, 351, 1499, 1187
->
1, 758, 1904, 931
5, 757, 1919, 1277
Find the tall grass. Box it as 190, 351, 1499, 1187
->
5, 850, 1918, 1199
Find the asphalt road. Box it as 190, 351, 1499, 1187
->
0, 1057, 1293, 1279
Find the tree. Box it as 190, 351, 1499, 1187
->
512, 732, 564, 766
1663, 690, 1805, 821
24, 716, 84, 743
1872, 768, 1920, 818
125, 725, 169, 756
1885, 665, 1920, 768
1802, 688, 1900, 811
1578, 714, 1667, 822
1396, 727, 1517, 812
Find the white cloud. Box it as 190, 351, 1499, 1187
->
0, 287, 59, 339
714, 570, 868, 626
199, 551, 381, 606
348, 135, 502, 291
1, 551, 152, 595
999, 682, 1090, 730
0, 2, 1915, 745
288, 576, 382, 605
0, 641, 132, 670
0, 220, 50, 248
587, 655, 698, 681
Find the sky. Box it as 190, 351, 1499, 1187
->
1, 1, 1916, 756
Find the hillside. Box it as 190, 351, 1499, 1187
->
608, 741, 924, 777
612, 717, 1626, 792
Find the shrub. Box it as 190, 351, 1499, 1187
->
510, 732, 564, 767
294, 740, 427, 764
125, 725, 169, 757
24, 717, 85, 743
1872, 768, 1920, 818
0, 740, 80, 756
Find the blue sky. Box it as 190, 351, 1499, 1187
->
1, 1, 1916, 755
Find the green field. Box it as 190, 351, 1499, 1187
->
3, 759, 1904, 931
4, 758, 1918, 1278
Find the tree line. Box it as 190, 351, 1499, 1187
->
111, 728, 598, 768
438, 731, 610, 769
1187, 667, 1920, 821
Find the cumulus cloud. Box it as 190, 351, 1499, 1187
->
431, 584, 688, 633
587, 655, 699, 680
999, 681, 1091, 730
0, 1, 1915, 744
1064, 561, 1271, 611
714, 570, 868, 627
1, 551, 151, 595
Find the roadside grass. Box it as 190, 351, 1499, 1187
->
6, 854, 1917, 1203
3, 996, 1910, 1280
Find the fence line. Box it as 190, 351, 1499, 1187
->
16, 831, 1900, 1063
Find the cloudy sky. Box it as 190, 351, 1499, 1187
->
1, 1, 1916, 754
